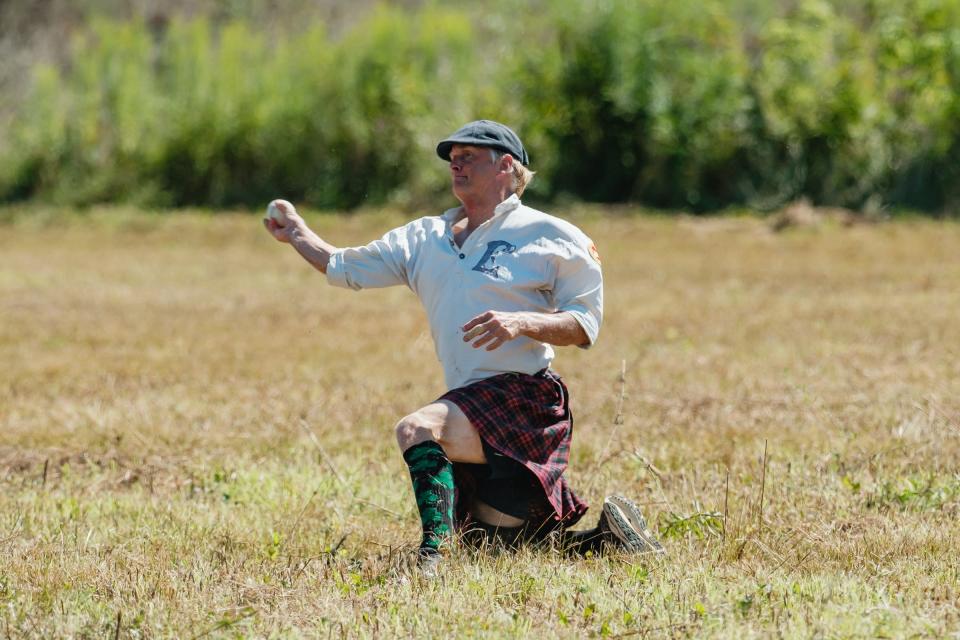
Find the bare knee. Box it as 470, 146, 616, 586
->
394, 412, 437, 452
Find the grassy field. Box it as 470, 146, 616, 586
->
1, 206, 959, 638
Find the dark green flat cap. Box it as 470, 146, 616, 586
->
436, 120, 530, 166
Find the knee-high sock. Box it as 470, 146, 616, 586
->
402, 441, 455, 552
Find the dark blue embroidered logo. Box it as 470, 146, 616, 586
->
471, 240, 516, 279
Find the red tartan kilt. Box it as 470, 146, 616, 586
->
439, 369, 589, 527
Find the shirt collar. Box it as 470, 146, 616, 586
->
441, 193, 522, 224
494, 193, 522, 217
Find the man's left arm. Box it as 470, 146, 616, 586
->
463, 232, 603, 351
462, 310, 588, 351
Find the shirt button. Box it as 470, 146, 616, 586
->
459, 253, 465, 259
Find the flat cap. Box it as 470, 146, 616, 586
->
436, 120, 529, 166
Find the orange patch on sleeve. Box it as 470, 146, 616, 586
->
588, 243, 602, 264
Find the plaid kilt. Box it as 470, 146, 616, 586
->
439, 369, 589, 527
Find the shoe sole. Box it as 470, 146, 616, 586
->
603, 495, 665, 555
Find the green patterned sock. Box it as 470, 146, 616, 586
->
402, 441, 455, 552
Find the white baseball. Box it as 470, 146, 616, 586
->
265, 199, 290, 224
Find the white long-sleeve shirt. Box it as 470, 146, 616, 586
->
326, 194, 603, 391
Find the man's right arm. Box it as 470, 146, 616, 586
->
264, 199, 414, 289
288, 225, 337, 274
263, 199, 337, 274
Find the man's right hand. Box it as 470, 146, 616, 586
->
263, 199, 302, 244
262, 198, 338, 274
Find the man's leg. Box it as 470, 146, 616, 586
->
469, 500, 526, 528
395, 400, 486, 464
396, 400, 526, 561
558, 495, 665, 556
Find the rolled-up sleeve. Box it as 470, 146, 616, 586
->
550, 237, 603, 348
326, 225, 416, 290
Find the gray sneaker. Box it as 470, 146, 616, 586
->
416, 548, 444, 579
599, 495, 665, 555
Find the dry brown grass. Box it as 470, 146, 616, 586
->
1, 206, 959, 637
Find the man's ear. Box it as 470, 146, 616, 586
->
499, 153, 515, 175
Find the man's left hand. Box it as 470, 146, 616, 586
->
462, 311, 526, 351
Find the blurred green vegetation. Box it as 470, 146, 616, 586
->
1, 0, 959, 213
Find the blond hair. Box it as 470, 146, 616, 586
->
491, 149, 536, 197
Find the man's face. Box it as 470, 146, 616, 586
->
449, 144, 502, 202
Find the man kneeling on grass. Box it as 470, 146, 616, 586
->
264, 120, 664, 575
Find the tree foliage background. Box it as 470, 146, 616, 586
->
1, 0, 958, 213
